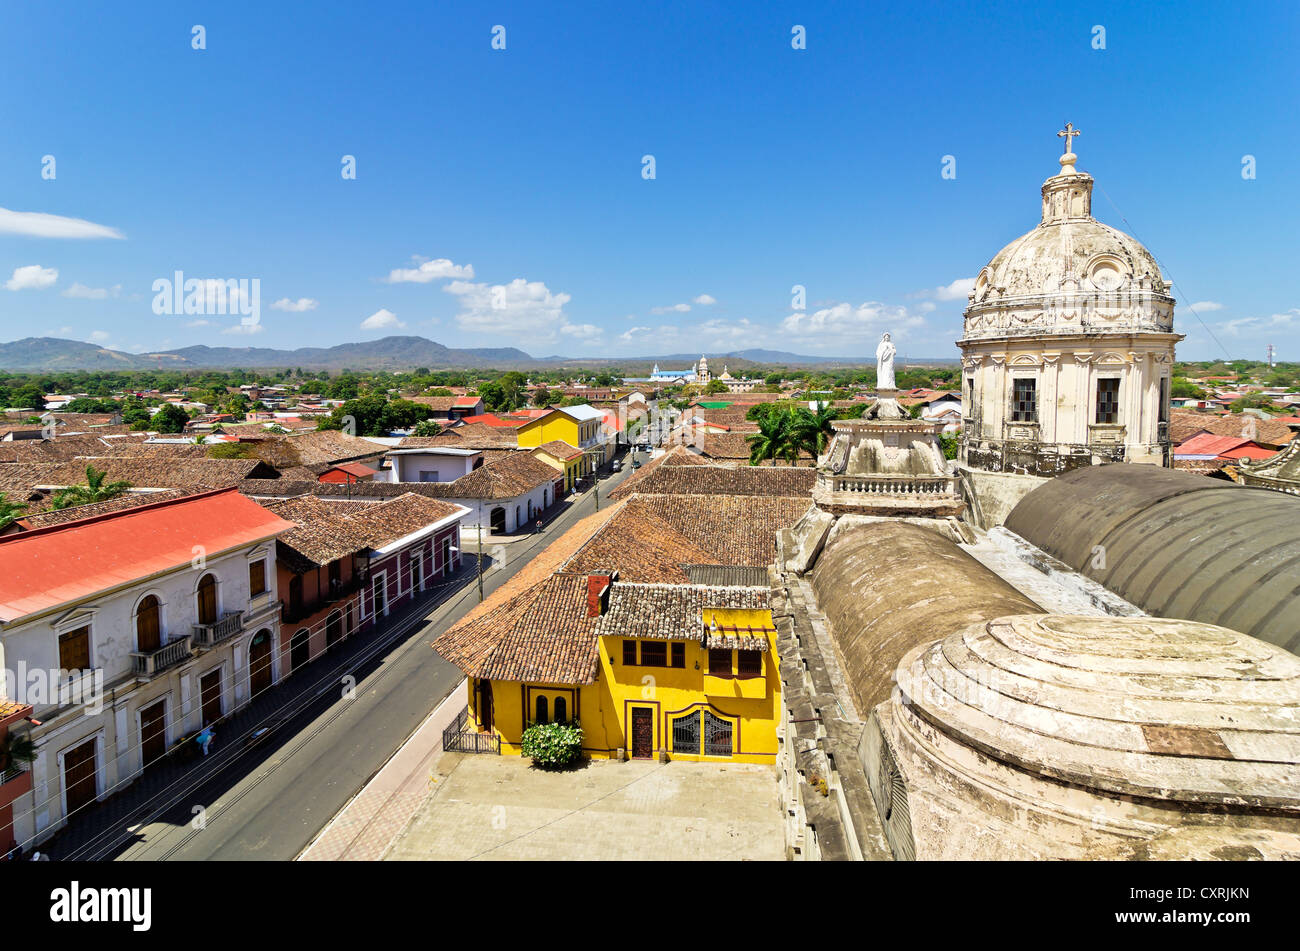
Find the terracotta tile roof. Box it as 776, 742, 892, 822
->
40, 457, 276, 489
0, 488, 295, 623
250, 430, 390, 468
442, 503, 626, 636
1170, 410, 1297, 448
409, 396, 457, 412
350, 493, 465, 548
12, 488, 191, 531
433, 573, 600, 684
0, 699, 32, 722
533, 440, 582, 461
261, 496, 376, 570
262, 493, 465, 571
420, 453, 560, 500
593, 583, 770, 645
399, 424, 518, 449
608, 460, 815, 500
694, 432, 811, 461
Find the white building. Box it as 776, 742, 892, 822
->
380, 447, 484, 483
0, 489, 292, 848
958, 127, 1180, 477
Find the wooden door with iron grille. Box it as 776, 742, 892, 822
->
631, 707, 654, 759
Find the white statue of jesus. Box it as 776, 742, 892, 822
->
876, 332, 896, 391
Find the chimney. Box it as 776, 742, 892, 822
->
586, 572, 616, 617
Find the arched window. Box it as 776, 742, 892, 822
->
554, 696, 567, 723
197, 574, 218, 625
535, 695, 548, 724
136, 595, 161, 653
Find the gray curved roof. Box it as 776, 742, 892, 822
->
811, 519, 1041, 714
1006, 465, 1300, 654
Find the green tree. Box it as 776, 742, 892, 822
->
746, 410, 794, 466
51, 465, 132, 510
704, 380, 729, 394
792, 401, 836, 461
532, 386, 557, 408
0, 493, 27, 530
151, 403, 191, 433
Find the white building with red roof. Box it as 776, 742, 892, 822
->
0, 488, 294, 849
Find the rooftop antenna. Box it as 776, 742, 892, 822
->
1267, 343, 1276, 368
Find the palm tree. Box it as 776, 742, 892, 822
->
747, 410, 793, 466
0, 732, 36, 775
792, 401, 837, 464
0, 493, 26, 530
50, 465, 132, 510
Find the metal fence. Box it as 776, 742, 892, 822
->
441, 706, 500, 754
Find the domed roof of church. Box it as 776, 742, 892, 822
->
966, 129, 1172, 308
895, 613, 1300, 810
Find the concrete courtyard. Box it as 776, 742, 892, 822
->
382, 753, 785, 861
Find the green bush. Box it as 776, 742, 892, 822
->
519, 720, 584, 768
938, 431, 959, 460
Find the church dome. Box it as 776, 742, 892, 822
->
961, 128, 1176, 341
974, 215, 1165, 302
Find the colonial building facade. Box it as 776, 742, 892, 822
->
958, 127, 1181, 476
0, 489, 293, 848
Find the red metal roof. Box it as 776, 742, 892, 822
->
452, 396, 483, 407
1174, 433, 1259, 458
459, 413, 524, 428
0, 488, 295, 623
323, 462, 377, 478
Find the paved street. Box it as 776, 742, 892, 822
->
44, 453, 638, 862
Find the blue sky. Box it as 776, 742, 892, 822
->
1, 0, 1296, 362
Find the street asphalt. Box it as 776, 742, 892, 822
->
110, 451, 641, 861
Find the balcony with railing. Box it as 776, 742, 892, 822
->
828, 474, 958, 496
131, 635, 194, 677
282, 576, 364, 624
192, 611, 243, 647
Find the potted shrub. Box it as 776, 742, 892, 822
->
519, 720, 584, 769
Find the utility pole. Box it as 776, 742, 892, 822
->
476, 524, 484, 602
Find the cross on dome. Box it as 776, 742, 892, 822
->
1057, 122, 1081, 174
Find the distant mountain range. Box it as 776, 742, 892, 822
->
0, 336, 950, 372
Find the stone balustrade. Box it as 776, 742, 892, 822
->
131, 635, 193, 677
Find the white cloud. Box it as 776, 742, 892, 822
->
0, 207, 125, 240
560, 322, 603, 343
1217, 309, 1300, 338
651, 302, 691, 314
271, 297, 319, 312
63, 282, 122, 300
88, 330, 110, 343
781, 301, 923, 346
5, 265, 59, 291
361, 308, 405, 330
222, 322, 265, 335
693, 294, 717, 306
1188, 301, 1223, 312
913, 278, 976, 302
185, 319, 213, 328
383, 257, 474, 284
444, 278, 571, 341
620, 326, 653, 342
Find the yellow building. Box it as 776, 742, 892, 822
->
515, 405, 608, 475
434, 572, 782, 764
529, 441, 584, 493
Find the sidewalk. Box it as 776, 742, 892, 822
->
297, 680, 465, 861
